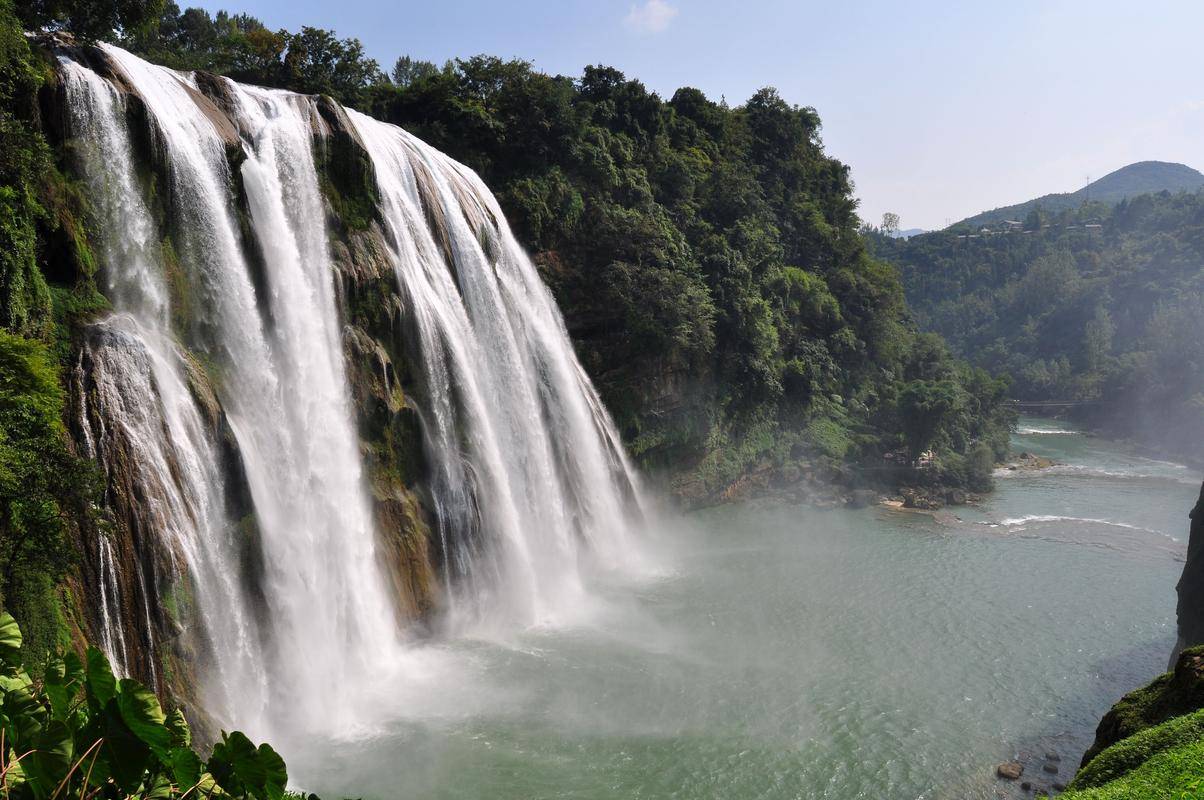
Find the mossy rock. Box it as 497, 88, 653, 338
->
1053, 735, 1204, 799
1071, 707, 1204, 791
1079, 646, 1204, 767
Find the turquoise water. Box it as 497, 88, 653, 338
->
285, 420, 1196, 799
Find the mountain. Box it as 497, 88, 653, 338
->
871, 187, 1204, 466
888, 227, 927, 239
955, 161, 1204, 228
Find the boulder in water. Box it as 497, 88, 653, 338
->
996, 761, 1024, 780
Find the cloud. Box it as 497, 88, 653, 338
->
623, 0, 678, 35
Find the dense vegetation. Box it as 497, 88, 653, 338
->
871, 190, 1204, 463
0, 612, 290, 799
0, 0, 119, 668
108, 3, 1015, 500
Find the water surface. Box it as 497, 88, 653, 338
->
287, 420, 1195, 799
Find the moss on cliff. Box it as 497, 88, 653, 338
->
1048, 647, 1204, 799
1079, 646, 1204, 767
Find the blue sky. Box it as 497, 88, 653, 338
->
190, 0, 1204, 230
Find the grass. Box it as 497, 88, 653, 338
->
1052, 735, 1204, 799
1069, 708, 1204, 791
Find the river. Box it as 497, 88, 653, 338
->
284, 419, 1195, 799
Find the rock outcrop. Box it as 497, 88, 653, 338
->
1172, 482, 1204, 661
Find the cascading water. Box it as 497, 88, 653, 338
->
57, 41, 645, 737
62, 59, 268, 725
347, 112, 645, 627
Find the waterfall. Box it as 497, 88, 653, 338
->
62, 59, 269, 724
57, 42, 645, 735
347, 112, 645, 626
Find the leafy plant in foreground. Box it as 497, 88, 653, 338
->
0, 611, 287, 799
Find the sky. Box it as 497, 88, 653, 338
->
188, 0, 1204, 230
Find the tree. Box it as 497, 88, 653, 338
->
391, 55, 438, 87
16, 0, 164, 39
881, 212, 900, 236
280, 26, 383, 105
1082, 305, 1114, 371
898, 378, 963, 460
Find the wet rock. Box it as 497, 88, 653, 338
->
996, 761, 1024, 780
1045, 751, 1061, 762
1020, 781, 1032, 791
1053, 781, 1067, 791
1042, 763, 1059, 774
1008, 452, 1057, 470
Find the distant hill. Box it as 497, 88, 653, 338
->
888, 227, 927, 239
955, 161, 1204, 228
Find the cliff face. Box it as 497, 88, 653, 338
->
1172, 482, 1204, 660
37, 41, 441, 707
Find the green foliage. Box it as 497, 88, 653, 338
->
0, 332, 97, 669
872, 189, 1204, 461
17, 0, 164, 40
353, 53, 1013, 490
0, 611, 291, 799
1053, 737, 1204, 799
1071, 708, 1204, 791
0, 0, 53, 341
123, 3, 383, 107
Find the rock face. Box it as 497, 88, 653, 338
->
1172, 482, 1204, 660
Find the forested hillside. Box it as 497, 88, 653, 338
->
956, 161, 1204, 229
111, 3, 1014, 502
873, 191, 1204, 462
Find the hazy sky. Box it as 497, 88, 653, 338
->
189, 0, 1204, 230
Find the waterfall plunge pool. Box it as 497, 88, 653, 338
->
281, 421, 1193, 799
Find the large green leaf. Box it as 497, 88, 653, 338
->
169, 746, 203, 789
100, 698, 152, 794
42, 657, 71, 719
84, 647, 117, 711
24, 719, 74, 799
3, 685, 46, 749
0, 612, 22, 672
256, 742, 288, 800
141, 772, 174, 800
3, 749, 28, 793
61, 651, 84, 691
117, 678, 170, 756
209, 731, 265, 796
165, 707, 191, 749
